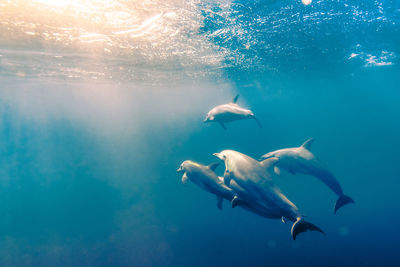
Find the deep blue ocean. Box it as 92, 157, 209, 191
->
0, 0, 399, 266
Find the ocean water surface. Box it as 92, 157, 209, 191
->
0, 0, 399, 266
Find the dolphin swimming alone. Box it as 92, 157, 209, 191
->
176, 160, 284, 219
213, 150, 325, 240
204, 95, 262, 129
260, 138, 354, 214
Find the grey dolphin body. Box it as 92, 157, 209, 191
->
213, 150, 325, 240
203, 95, 261, 129
176, 160, 282, 218
177, 160, 233, 209
260, 138, 354, 214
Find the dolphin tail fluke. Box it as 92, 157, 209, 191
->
334, 194, 354, 215
291, 218, 325, 240
253, 116, 262, 128
231, 195, 247, 208
231, 195, 239, 208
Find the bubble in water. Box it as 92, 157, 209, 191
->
302, 0, 312, 5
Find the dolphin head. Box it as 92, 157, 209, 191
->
203, 114, 214, 123
213, 150, 238, 163
177, 160, 201, 173
177, 160, 189, 172
260, 151, 275, 161
213, 151, 227, 161
177, 160, 194, 186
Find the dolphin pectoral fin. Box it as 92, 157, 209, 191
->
224, 176, 231, 186
253, 116, 262, 128
291, 218, 325, 240
301, 138, 315, 150
230, 195, 247, 209
217, 196, 223, 210
334, 194, 355, 215
208, 162, 220, 172
281, 216, 287, 224
231, 195, 243, 208
181, 173, 188, 185
232, 94, 240, 103
223, 170, 231, 186
219, 122, 227, 130
274, 166, 281, 176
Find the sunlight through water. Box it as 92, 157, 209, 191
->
0, 0, 398, 81
0, 0, 231, 82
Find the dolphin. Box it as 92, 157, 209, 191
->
260, 138, 354, 214
213, 150, 325, 240
203, 95, 262, 129
176, 160, 283, 219
177, 160, 233, 209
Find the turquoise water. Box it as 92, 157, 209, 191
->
0, 0, 399, 266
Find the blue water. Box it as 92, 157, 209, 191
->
0, 0, 399, 266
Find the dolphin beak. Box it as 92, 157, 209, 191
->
213, 153, 223, 160
260, 155, 271, 161
177, 166, 183, 172
203, 118, 208, 123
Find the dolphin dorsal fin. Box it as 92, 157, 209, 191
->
301, 138, 315, 150
232, 94, 239, 103
208, 162, 220, 172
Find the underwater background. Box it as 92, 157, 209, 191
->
0, 0, 399, 266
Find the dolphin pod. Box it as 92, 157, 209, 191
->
178, 94, 354, 240
177, 154, 325, 240
213, 150, 325, 240
177, 160, 288, 219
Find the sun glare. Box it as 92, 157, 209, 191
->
34, 0, 75, 8
0, 0, 225, 80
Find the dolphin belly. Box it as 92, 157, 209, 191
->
216, 112, 247, 123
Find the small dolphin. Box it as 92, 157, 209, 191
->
214, 150, 325, 240
177, 160, 233, 209
176, 160, 283, 219
260, 138, 354, 214
204, 95, 262, 129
